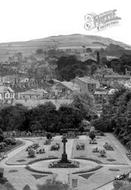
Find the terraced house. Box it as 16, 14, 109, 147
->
0, 86, 15, 104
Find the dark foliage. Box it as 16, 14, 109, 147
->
0, 102, 83, 134
92, 87, 131, 148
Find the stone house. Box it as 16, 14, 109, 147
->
73, 76, 100, 94
0, 86, 15, 103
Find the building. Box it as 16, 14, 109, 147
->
102, 74, 131, 87
18, 89, 48, 100
0, 75, 19, 86
94, 89, 108, 104
73, 76, 100, 93
51, 81, 80, 99
0, 86, 15, 104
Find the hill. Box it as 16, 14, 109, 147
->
0, 34, 131, 61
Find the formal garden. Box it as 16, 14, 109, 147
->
0, 129, 131, 190
0, 88, 131, 190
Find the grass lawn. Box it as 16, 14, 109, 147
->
71, 134, 129, 165
6, 138, 63, 165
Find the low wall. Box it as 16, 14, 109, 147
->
13, 99, 73, 109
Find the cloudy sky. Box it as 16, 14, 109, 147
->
0, 0, 130, 45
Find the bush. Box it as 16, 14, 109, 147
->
26, 143, 39, 151
92, 147, 99, 153
76, 143, 85, 150
89, 131, 96, 141
36, 148, 45, 154
103, 142, 114, 151
4, 138, 16, 145
28, 148, 35, 158
44, 139, 51, 145
113, 180, 124, 190
50, 143, 60, 151
46, 133, 52, 140
0, 142, 6, 150
99, 149, 106, 157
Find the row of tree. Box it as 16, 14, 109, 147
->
92, 87, 131, 148
0, 92, 97, 134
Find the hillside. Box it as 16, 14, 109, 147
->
0, 34, 131, 61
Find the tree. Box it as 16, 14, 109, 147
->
56, 55, 87, 81
57, 104, 82, 131
71, 92, 97, 120
94, 87, 131, 148
46, 133, 52, 140
27, 102, 58, 133
0, 104, 27, 131
90, 63, 97, 75
28, 148, 35, 158
36, 48, 44, 55
0, 128, 4, 143
89, 131, 96, 141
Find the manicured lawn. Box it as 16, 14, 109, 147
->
6, 138, 63, 165
71, 134, 129, 165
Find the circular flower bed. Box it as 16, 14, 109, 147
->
48, 160, 80, 168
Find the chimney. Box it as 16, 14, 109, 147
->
96, 51, 100, 65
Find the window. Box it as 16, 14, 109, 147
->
5, 92, 10, 99
72, 179, 78, 188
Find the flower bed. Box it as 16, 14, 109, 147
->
48, 160, 80, 168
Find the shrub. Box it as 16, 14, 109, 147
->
113, 180, 124, 190
92, 147, 99, 153
50, 143, 60, 151
36, 148, 45, 154
99, 149, 106, 157
103, 142, 114, 151
89, 131, 95, 140
44, 139, 51, 145
46, 133, 52, 140
76, 143, 85, 150
4, 138, 16, 145
0, 142, 6, 150
28, 148, 35, 158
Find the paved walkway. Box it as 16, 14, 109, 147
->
1, 138, 38, 190
106, 133, 131, 165
1, 138, 33, 168
96, 182, 113, 190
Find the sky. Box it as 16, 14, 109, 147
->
0, 0, 130, 45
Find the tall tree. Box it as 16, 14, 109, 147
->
71, 92, 97, 120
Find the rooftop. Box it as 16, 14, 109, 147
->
104, 74, 131, 79
0, 86, 14, 93
20, 89, 47, 95
76, 76, 99, 84
60, 81, 80, 91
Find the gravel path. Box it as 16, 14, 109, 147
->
1, 138, 33, 168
